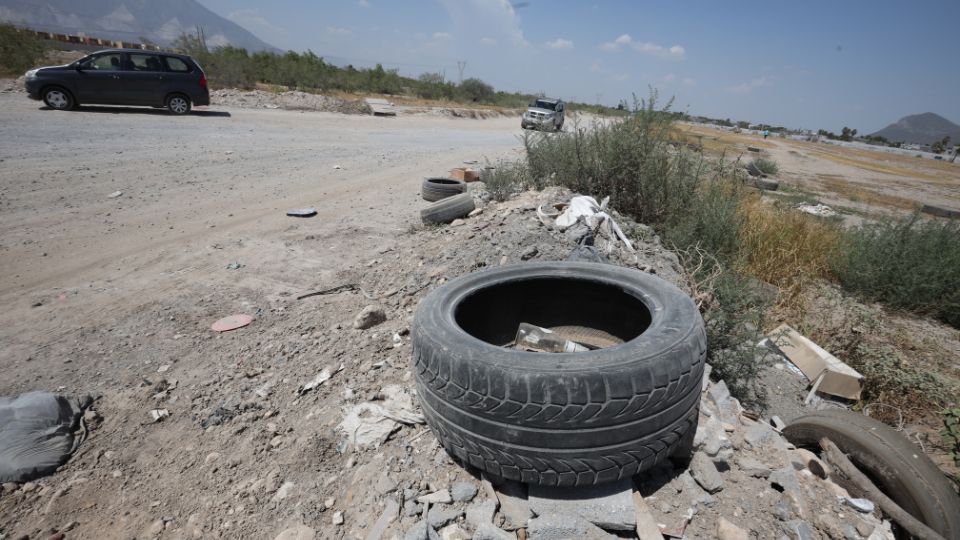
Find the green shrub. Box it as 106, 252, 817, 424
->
833, 215, 960, 327
0, 24, 47, 75
751, 157, 779, 175
484, 160, 530, 202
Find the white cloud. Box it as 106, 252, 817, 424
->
600, 34, 685, 59
682, 77, 696, 87
436, 0, 529, 47
589, 61, 603, 73
727, 77, 769, 94
480, 36, 497, 46
545, 38, 574, 50
358, 0, 370, 7
433, 32, 453, 40
227, 8, 284, 35
326, 26, 352, 36
662, 73, 676, 83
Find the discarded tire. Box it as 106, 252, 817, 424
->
920, 204, 960, 220
784, 410, 960, 540
421, 177, 467, 202
421, 193, 475, 225
412, 262, 706, 487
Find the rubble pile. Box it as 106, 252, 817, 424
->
210, 88, 372, 114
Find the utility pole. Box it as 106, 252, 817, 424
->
457, 61, 467, 84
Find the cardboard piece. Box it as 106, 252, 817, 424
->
767, 324, 863, 400
450, 167, 480, 182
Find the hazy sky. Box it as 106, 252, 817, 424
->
196, 0, 959, 133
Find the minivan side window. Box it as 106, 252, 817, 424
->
80, 54, 122, 71
164, 57, 192, 73
128, 54, 163, 72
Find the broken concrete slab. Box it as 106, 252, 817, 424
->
491, 480, 531, 531
527, 478, 636, 532
689, 452, 724, 493
527, 514, 617, 540
465, 499, 497, 529
632, 491, 667, 540
426, 507, 463, 530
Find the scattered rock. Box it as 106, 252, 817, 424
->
519, 246, 538, 260
528, 479, 635, 531
438, 523, 470, 540
331, 511, 344, 526
472, 522, 514, 540
845, 497, 876, 514
492, 480, 532, 530
354, 305, 388, 330
465, 499, 497, 529
404, 520, 440, 540
689, 452, 724, 493
271, 481, 295, 502
736, 456, 772, 478
427, 507, 463, 529
273, 524, 316, 540
418, 489, 452, 505
716, 517, 749, 540
450, 481, 478, 503
367, 499, 400, 540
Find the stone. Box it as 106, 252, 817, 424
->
519, 246, 538, 260
744, 424, 778, 449
450, 219, 466, 227
781, 520, 815, 540
271, 481, 295, 502
404, 500, 423, 517
717, 517, 749, 540
792, 448, 830, 479
2, 482, 18, 493
465, 500, 497, 528
323, 497, 336, 509
528, 478, 635, 531
354, 305, 387, 330
366, 499, 399, 540
471, 522, 514, 540
492, 480, 532, 530
21, 482, 38, 492
689, 452, 724, 493
404, 520, 440, 540
845, 498, 876, 514
736, 456, 772, 478
842, 524, 860, 540
331, 511, 344, 525
143, 519, 165, 538
376, 474, 399, 495
855, 521, 875, 537
439, 524, 470, 540
428, 507, 464, 529
417, 489, 452, 505
450, 481, 478, 503
273, 524, 316, 540
527, 514, 615, 540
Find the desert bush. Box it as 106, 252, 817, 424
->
0, 24, 47, 75
750, 157, 779, 175
735, 197, 841, 302
833, 215, 960, 328
484, 160, 530, 202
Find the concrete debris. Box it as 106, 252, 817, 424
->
465, 499, 497, 529
528, 479, 636, 531
716, 517, 750, 540
491, 479, 532, 530
404, 519, 440, 540
426, 507, 463, 529
417, 489, 452, 505
689, 452, 725, 493
526, 514, 616, 540
471, 522, 514, 540
450, 481, 478, 503
845, 497, 876, 514
107, 190, 123, 199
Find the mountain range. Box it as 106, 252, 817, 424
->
0, 0, 277, 52
870, 112, 960, 145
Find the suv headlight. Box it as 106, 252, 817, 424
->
25, 69, 38, 79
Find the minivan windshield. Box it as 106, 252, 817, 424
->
532, 100, 557, 111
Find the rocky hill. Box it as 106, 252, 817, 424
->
0, 0, 277, 51
870, 112, 960, 145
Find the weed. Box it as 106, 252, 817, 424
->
833, 214, 960, 328
0, 24, 47, 75
484, 160, 531, 202
751, 157, 779, 176
942, 408, 960, 477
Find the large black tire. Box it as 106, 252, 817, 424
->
421, 177, 467, 202
784, 410, 960, 540
420, 193, 475, 224
412, 262, 706, 487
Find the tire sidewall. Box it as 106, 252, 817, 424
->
43, 87, 73, 110
167, 95, 191, 115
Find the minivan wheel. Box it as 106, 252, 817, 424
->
43, 87, 74, 111
167, 95, 192, 115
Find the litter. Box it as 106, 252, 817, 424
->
797, 203, 836, 218
548, 195, 634, 252
149, 409, 169, 423
336, 385, 424, 449
513, 323, 589, 353
210, 314, 254, 332
845, 497, 876, 514
107, 191, 123, 199
286, 207, 317, 218
0, 392, 85, 482
333, 164, 343, 170
296, 364, 344, 396
225, 262, 242, 270
767, 325, 863, 400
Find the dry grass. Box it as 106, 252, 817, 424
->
814, 174, 920, 211
675, 124, 776, 155
807, 147, 952, 184
735, 196, 841, 304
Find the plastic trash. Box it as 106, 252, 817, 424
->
286, 207, 317, 217
211, 314, 253, 332
0, 392, 84, 482
514, 323, 589, 353
553, 195, 634, 252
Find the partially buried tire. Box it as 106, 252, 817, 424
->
421, 193, 475, 225
784, 410, 960, 540
421, 177, 467, 202
412, 262, 707, 487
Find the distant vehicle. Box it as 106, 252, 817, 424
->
24, 49, 210, 115
521, 98, 564, 131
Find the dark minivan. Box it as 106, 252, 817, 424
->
25, 49, 209, 115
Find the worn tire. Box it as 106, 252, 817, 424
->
784, 410, 960, 540
412, 262, 707, 486
422, 177, 467, 202
420, 193, 475, 224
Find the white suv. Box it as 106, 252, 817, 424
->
521, 98, 564, 131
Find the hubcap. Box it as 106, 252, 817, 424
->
170, 98, 188, 114
47, 91, 68, 109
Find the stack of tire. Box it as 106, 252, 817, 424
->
421, 177, 474, 224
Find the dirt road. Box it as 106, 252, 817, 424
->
0, 96, 521, 368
